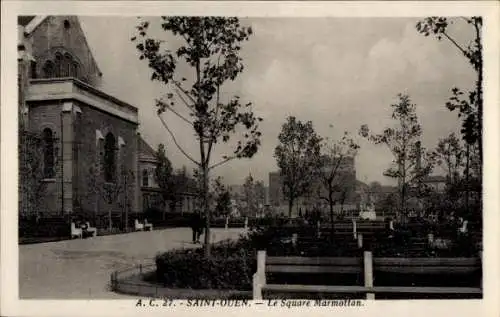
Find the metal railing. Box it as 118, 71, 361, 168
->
110, 263, 160, 297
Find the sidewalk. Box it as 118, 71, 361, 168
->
19, 227, 244, 299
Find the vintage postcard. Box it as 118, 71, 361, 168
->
1, 1, 499, 317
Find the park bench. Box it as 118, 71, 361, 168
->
84, 222, 97, 237
70, 222, 82, 239
144, 219, 153, 231
253, 250, 369, 299
134, 219, 144, 231
253, 250, 482, 299
371, 255, 482, 298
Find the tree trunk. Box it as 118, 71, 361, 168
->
465, 143, 470, 217
108, 207, 112, 231
329, 194, 334, 242
288, 197, 293, 218
202, 164, 211, 257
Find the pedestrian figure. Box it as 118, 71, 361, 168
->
197, 214, 206, 243
191, 212, 200, 243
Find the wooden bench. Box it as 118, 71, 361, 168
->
84, 222, 97, 237
253, 251, 482, 299
144, 219, 153, 231
253, 250, 370, 299
71, 222, 82, 239
134, 219, 144, 231
370, 255, 482, 298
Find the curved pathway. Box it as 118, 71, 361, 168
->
19, 227, 244, 299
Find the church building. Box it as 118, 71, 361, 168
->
17, 16, 174, 229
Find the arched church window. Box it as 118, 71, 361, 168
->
54, 53, 63, 77
71, 62, 79, 78
104, 132, 116, 183
142, 169, 149, 187
62, 53, 73, 77
42, 61, 54, 78
42, 128, 55, 178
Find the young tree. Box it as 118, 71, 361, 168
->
87, 166, 134, 231
274, 116, 322, 218
154, 143, 174, 218
359, 94, 433, 216
416, 17, 483, 218
432, 133, 464, 186
316, 130, 359, 230
132, 17, 263, 256
416, 17, 483, 175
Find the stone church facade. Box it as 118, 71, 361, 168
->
17, 16, 163, 227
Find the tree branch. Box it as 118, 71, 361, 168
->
173, 88, 194, 112
172, 80, 197, 106
442, 31, 469, 58
208, 156, 235, 171
157, 114, 200, 166
162, 101, 194, 126
206, 55, 223, 164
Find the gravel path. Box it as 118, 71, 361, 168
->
19, 227, 244, 299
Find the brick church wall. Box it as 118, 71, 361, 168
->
27, 16, 102, 87
76, 103, 139, 219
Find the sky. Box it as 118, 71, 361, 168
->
79, 17, 476, 187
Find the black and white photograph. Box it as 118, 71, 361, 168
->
1, 1, 499, 317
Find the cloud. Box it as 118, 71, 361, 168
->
80, 17, 477, 186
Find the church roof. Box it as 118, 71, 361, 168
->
19, 15, 103, 76
138, 136, 158, 163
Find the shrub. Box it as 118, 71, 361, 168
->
155, 239, 256, 290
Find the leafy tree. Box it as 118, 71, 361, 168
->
416, 17, 483, 217
154, 143, 173, 218
242, 174, 266, 217
315, 129, 359, 229
274, 116, 322, 218
416, 18, 482, 172
432, 133, 464, 186
132, 17, 262, 256
359, 94, 433, 215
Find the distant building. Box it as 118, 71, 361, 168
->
138, 137, 163, 212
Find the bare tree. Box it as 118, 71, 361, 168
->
87, 166, 134, 231
316, 129, 359, 232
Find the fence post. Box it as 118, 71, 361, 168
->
225, 216, 229, 230
353, 219, 357, 240
317, 220, 321, 238
244, 217, 248, 230
357, 233, 363, 249
110, 272, 114, 290
364, 251, 374, 299
253, 250, 266, 299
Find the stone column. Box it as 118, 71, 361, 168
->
61, 102, 74, 216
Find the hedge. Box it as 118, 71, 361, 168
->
155, 238, 256, 290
